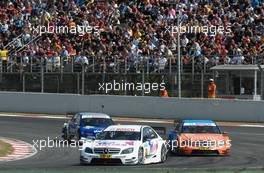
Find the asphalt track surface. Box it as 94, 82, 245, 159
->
0, 116, 264, 171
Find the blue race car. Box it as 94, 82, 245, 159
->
62, 112, 114, 141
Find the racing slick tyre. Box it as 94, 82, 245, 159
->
160, 145, 167, 163
137, 147, 144, 165
77, 130, 84, 145
62, 127, 69, 141
77, 129, 81, 140
62, 128, 73, 143
80, 157, 88, 165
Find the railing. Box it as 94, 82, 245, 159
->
0, 54, 262, 97
2, 54, 262, 75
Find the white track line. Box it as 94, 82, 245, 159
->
0, 138, 37, 162
0, 113, 264, 128
239, 124, 264, 128
0, 114, 66, 119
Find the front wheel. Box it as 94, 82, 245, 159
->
77, 129, 81, 140
62, 127, 68, 140
62, 128, 73, 143
137, 148, 144, 165
160, 145, 167, 163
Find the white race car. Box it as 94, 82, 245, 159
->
80, 125, 167, 165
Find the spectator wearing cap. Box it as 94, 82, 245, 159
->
160, 87, 169, 97
208, 79, 217, 98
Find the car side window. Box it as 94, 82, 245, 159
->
149, 128, 158, 139
143, 127, 148, 140
143, 127, 157, 140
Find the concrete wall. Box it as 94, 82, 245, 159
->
0, 92, 264, 122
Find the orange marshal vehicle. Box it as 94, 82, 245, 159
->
168, 120, 231, 156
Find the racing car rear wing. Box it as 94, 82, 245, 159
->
65, 112, 76, 118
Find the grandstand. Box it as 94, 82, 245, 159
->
0, 0, 263, 97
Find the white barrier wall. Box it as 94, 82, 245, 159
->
1, 92, 264, 122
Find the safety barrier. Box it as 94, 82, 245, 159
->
0, 92, 263, 122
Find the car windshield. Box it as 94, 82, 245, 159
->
181, 125, 221, 134
96, 131, 141, 140
82, 118, 114, 127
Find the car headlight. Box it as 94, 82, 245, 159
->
94, 130, 103, 133
218, 140, 225, 147
85, 132, 94, 136
121, 148, 134, 154
81, 131, 94, 136
85, 147, 93, 154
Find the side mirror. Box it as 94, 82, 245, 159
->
143, 136, 149, 142
222, 132, 229, 136
150, 133, 155, 139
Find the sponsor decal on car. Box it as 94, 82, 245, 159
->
95, 141, 134, 147
105, 128, 140, 132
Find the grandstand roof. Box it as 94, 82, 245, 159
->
211, 65, 264, 71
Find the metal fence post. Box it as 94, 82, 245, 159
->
82, 64, 85, 95
60, 56, 63, 82
93, 57, 95, 73
71, 56, 74, 73
261, 70, 263, 100
30, 56, 33, 73
22, 73, 25, 92
114, 56, 117, 73
147, 58, 149, 75
201, 68, 204, 98
124, 58, 127, 95
192, 56, 194, 83
203, 56, 207, 74
142, 61, 145, 96
125, 57, 127, 74
57, 75, 60, 93
169, 56, 172, 74
77, 73, 80, 94
41, 57, 44, 93
177, 19, 181, 98
0, 58, 2, 83
103, 56, 106, 74
10, 57, 13, 72
20, 56, 23, 74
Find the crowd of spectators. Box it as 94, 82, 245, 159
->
0, 0, 263, 73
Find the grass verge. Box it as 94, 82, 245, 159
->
0, 140, 14, 157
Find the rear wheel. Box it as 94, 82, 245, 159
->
137, 148, 144, 165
